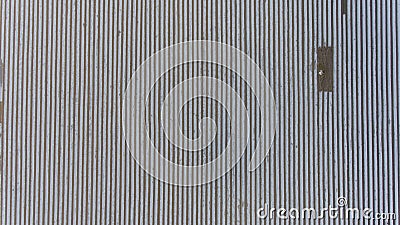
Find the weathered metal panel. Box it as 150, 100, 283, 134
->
0, 0, 399, 224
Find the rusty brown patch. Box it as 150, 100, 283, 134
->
342, 0, 347, 15
317, 47, 333, 92
0, 101, 3, 123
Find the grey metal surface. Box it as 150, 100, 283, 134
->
0, 0, 399, 224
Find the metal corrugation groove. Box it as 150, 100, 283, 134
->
0, 0, 399, 224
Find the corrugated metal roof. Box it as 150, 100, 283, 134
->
0, 0, 399, 224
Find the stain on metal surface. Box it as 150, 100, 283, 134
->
341, 0, 347, 15
0, 102, 2, 124
317, 47, 334, 92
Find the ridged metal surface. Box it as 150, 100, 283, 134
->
0, 0, 399, 224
